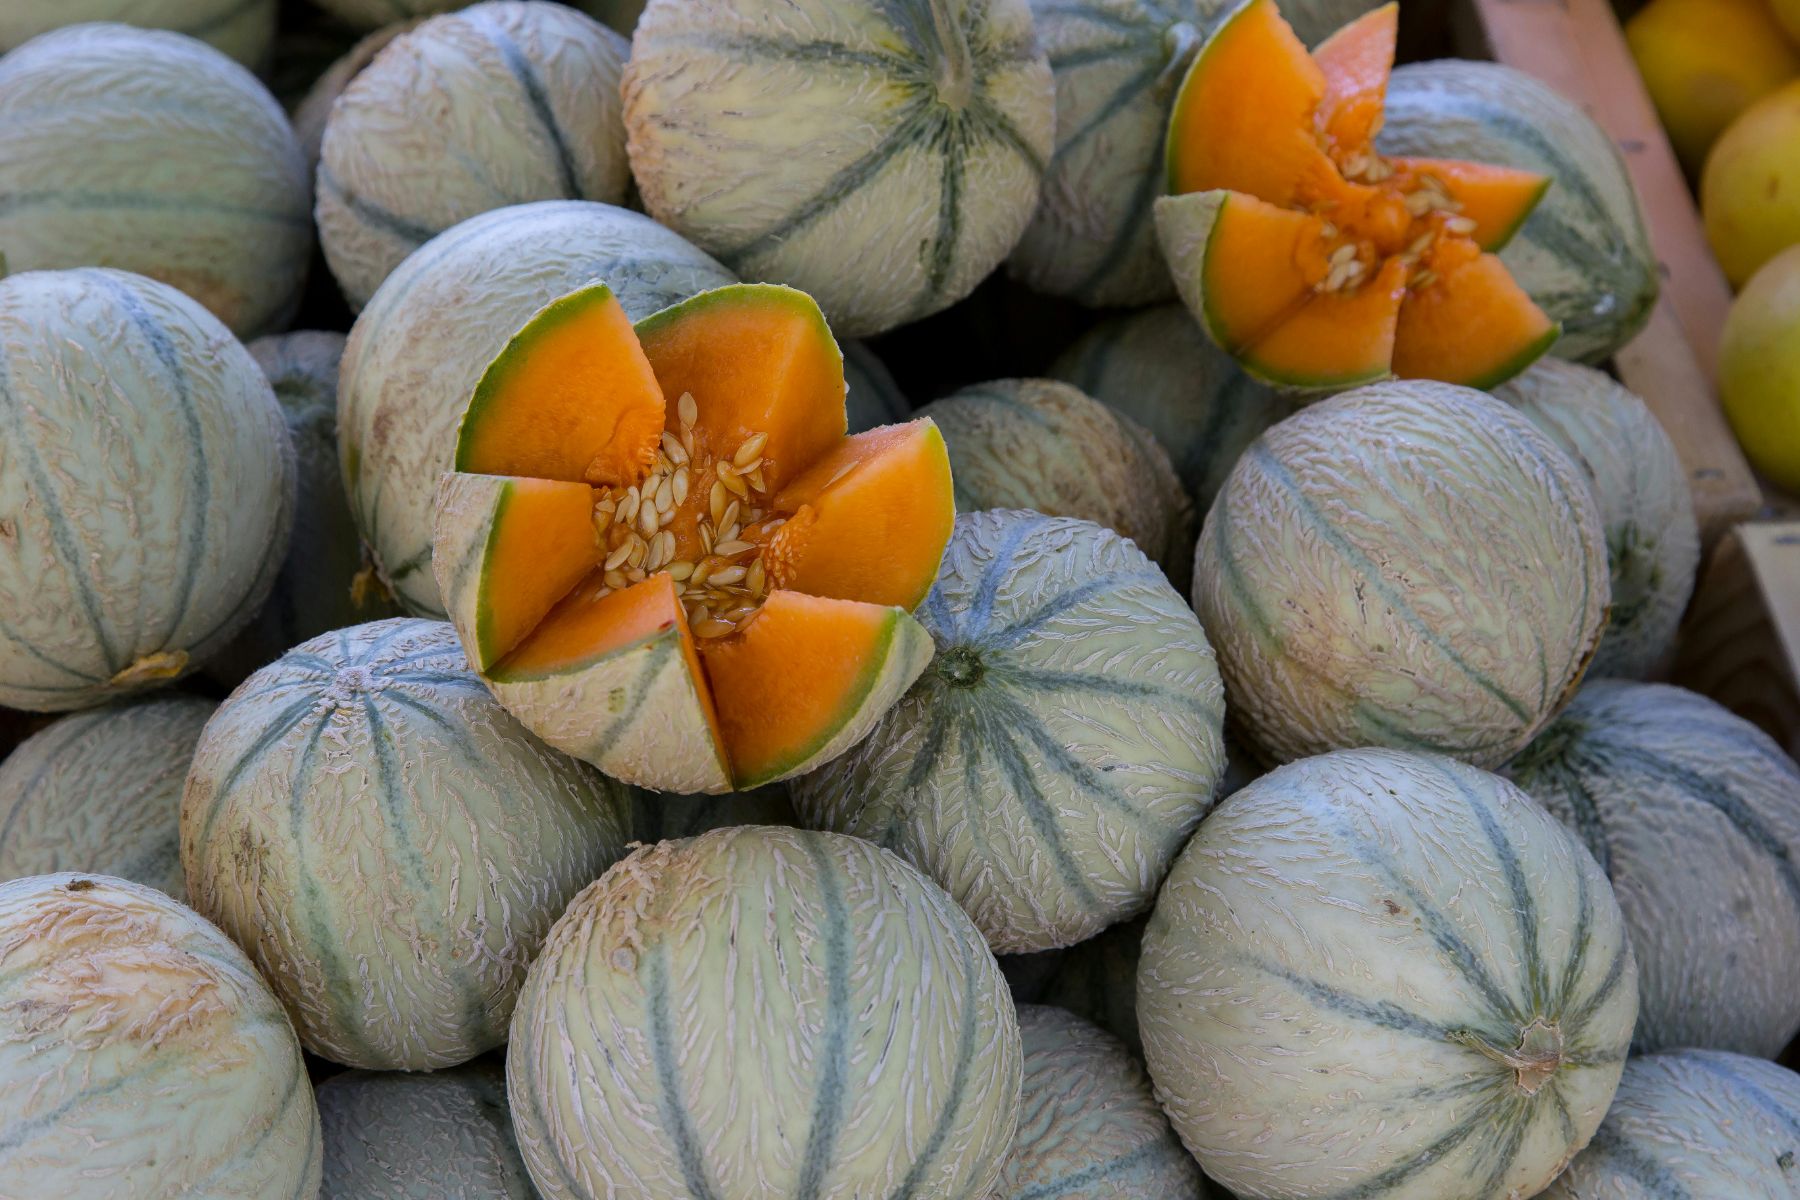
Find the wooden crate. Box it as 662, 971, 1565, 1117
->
1672, 523, 1800, 755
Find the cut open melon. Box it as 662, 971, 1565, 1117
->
1155, 0, 1557, 391
433, 282, 949, 792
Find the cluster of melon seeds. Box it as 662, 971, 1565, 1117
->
1312, 169, 1479, 294
588, 391, 786, 637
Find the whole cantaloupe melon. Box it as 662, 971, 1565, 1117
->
0, 0, 275, 66
508, 825, 1023, 1199
1194, 379, 1609, 768
0, 269, 297, 712
0, 873, 321, 1196
0, 696, 213, 898
182, 618, 633, 1070
0, 25, 312, 339
622, 0, 1055, 337
317, 2, 632, 310
293, 20, 427, 178
338, 200, 734, 616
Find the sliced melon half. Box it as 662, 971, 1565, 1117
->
432, 282, 952, 792
1154, 0, 1557, 391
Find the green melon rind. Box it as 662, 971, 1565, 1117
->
630, 280, 843, 368
1160, 0, 1252, 194
0, 0, 277, 66
432, 472, 536, 671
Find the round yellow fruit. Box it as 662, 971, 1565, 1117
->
1704, 80, 1800, 286
1718, 243, 1800, 491
1774, 0, 1800, 44
1627, 0, 1799, 174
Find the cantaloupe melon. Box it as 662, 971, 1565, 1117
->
1505, 680, 1800, 1058
998, 1006, 1207, 1198
318, 1061, 535, 1199
1002, 917, 1147, 1056
0, 24, 312, 339
208, 332, 401, 688
1139, 748, 1638, 1200
794, 511, 1226, 953
0, 696, 213, 899
916, 380, 1196, 582
1194, 379, 1609, 768
432, 282, 952, 793
311, 0, 645, 34
628, 783, 796, 842
0, 0, 276, 66
339, 199, 735, 617
507, 825, 1023, 1199
0, 873, 321, 1196
622, 0, 1055, 337
1540, 1050, 1800, 1198
843, 340, 912, 433
1048, 305, 1293, 512
293, 20, 426, 179
181, 618, 633, 1070
317, 2, 632, 311
1495, 359, 1698, 679
0, 269, 297, 713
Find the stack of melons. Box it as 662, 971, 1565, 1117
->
2, 1, 1796, 1198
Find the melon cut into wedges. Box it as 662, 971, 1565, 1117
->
1153, 0, 1558, 391
433, 282, 953, 793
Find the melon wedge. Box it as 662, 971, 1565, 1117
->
1155, 0, 1557, 391
433, 282, 953, 792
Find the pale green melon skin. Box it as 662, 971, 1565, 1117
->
318, 1060, 536, 1199
181, 618, 633, 1070
0, 872, 321, 1197
317, 2, 632, 311
1194, 380, 1610, 769
313, 0, 645, 35
0, 696, 214, 899
0, 25, 312, 339
843, 340, 911, 433
998, 1006, 1207, 1199
0, 0, 275, 66
1494, 359, 1698, 680
794, 511, 1226, 954
1139, 748, 1638, 1200
0, 269, 297, 713
1539, 1050, 1800, 1199
1048, 305, 1292, 513
629, 782, 795, 842
293, 20, 426, 178
339, 200, 734, 617
1504, 680, 1800, 1058
508, 826, 1023, 1200
916, 380, 1197, 582
623, 0, 1055, 337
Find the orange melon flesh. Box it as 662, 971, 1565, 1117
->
456, 285, 665, 487
697, 591, 897, 785
1314, 3, 1396, 151
475, 478, 600, 670
765, 420, 954, 611
1388, 158, 1550, 251
1246, 256, 1408, 388
1391, 244, 1560, 387
1201, 192, 1323, 350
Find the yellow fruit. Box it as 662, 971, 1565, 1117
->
1627, 0, 1800, 175
1718, 243, 1800, 491
1704, 80, 1800, 286
1774, 0, 1800, 44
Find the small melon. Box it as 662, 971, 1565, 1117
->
1001, 917, 1148, 1056
293, 20, 425, 176
507, 826, 1023, 1199
794, 511, 1226, 953
1194, 379, 1609, 768
1719, 242, 1800, 492
843, 340, 912, 433
622, 0, 1055, 337
0, 696, 214, 899
0, 873, 320, 1196
1139, 748, 1637, 1200
1495, 359, 1698, 679
1048, 304, 1293, 512
338, 199, 735, 617
181, 618, 633, 1070
1505, 680, 1800, 1058
1705, 79, 1800, 287
0, 269, 297, 712
0, 25, 312, 338
317, 2, 632, 310
629, 783, 797, 842
0, 0, 276, 66
915, 379, 1196, 582
318, 1061, 535, 1199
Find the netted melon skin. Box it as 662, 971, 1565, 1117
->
795, 511, 1226, 954
1505, 680, 1800, 1058
0, 25, 311, 339
0, 872, 320, 1197
293, 21, 425, 177
1194, 380, 1609, 768
182, 618, 632, 1070
509, 826, 1022, 1200
0, 0, 275, 66
0, 696, 215, 899
0, 269, 297, 713
317, 2, 632, 311
338, 200, 734, 617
